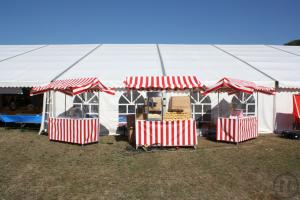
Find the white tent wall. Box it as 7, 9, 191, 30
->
205, 92, 274, 133
47, 90, 275, 135
274, 89, 300, 132
52, 92, 74, 118
99, 91, 121, 135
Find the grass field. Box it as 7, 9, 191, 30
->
0, 128, 299, 200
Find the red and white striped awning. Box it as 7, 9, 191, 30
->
203, 77, 275, 95
124, 76, 204, 90
30, 77, 115, 96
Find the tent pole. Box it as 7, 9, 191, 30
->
98, 91, 100, 136
217, 91, 220, 118
256, 92, 258, 118
38, 92, 47, 135
65, 94, 66, 117
81, 93, 84, 119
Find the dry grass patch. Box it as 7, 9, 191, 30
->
0, 128, 299, 199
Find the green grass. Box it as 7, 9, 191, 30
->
0, 128, 299, 200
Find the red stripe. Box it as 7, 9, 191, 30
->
177, 121, 180, 146
220, 118, 224, 140
65, 119, 68, 142
133, 76, 138, 89
155, 121, 158, 144
70, 120, 74, 143
166, 121, 169, 146
48, 118, 51, 140
149, 121, 152, 145
143, 121, 150, 144
193, 120, 197, 145
156, 76, 160, 90
161, 77, 165, 89
228, 119, 232, 141
139, 77, 144, 89
150, 76, 154, 89
171, 121, 174, 146
145, 77, 149, 89
167, 77, 171, 90
79, 120, 82, 144
182, 120, 185, 145
83, 120, 85, 144
59, 119, 63, 141
172, 76, 176, 89
160, 121, 163, 146
138, 121, 141, 145
188, 120, 191, 145
233, 119, 236, 142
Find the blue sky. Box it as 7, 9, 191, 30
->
0, 0, 299, 44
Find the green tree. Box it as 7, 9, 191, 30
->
284, 39, 300, 46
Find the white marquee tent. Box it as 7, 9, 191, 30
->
0, 44, 299, 134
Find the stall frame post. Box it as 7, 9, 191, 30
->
256, 91, 259, 135
64, 94, 66, 117
98, 91, 100, 138
217, 91, 220, 118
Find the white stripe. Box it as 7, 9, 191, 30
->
152, 121, 156, 145
141, 121, 144, 146
179, 120, 182, 145
163, 121, 166, 146
157, 122, 161, 145
174, 121, 177, 145
184, 120, 188, 145
168, 121, 172, 145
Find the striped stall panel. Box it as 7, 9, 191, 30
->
31, 77, 115, 96
203, 77, 275, 95
135, 119, 197, 147
124, 76, 204, 90
217, 116, 258, 143
48, 118, 99, 144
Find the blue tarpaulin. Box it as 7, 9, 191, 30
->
0, 114, 42, 124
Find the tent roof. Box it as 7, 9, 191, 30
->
0, 44, 97, 87
0, 45, 44, 61
159, 44, 275, 87
217, 45, 300, 89
58, 44, 163, 88
0, 44, 299, 89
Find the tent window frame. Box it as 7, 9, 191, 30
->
118, 90, 144, 115
232, 93, 256, 116
190, 92, 212, 122
73, 92, 99, 118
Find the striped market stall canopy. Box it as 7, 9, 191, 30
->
30, 77, 115, 96
203, 77, 275, 95
124, 76, 204, 90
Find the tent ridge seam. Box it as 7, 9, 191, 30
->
265, 45, 300, 57
212, 45, 278, 84
156, 44, 166, 76
0, 45, 48, 63
51, 44, 102, 81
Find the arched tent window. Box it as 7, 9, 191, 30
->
190, 92, 212, 122
231, 93, 255, 116
73, 92, 99, 118
118, 90, 145, 116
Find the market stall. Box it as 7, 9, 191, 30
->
30, 77, 115, 145
124, 76, 204, 148
203, 77, 274, 144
